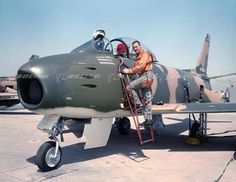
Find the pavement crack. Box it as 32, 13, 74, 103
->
36, 169, 77, 182
1, 165, 30, 174
4, 173, 27, 182
215, 151, 236, 182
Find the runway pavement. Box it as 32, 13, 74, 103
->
0, 110, 235, 182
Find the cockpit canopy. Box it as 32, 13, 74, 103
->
71, 36, 157, 61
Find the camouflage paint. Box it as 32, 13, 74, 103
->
16, 35, 221, 117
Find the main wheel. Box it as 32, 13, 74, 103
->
36, 141, 62, 172
190, 122, 201, 139
118, 117, 131, 135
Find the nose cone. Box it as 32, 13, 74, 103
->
17, 53, 85, 110
17, 62, 44, 109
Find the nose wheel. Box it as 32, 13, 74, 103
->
36, 141, 62, 172
36, 117, 64, 171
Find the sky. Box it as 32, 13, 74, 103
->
0, 0, 236, 86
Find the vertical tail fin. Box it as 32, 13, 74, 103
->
196, 34, 210, 75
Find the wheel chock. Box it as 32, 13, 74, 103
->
185, 137, 201, 145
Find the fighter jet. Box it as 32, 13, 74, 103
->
0, 76, 19, 107
0, 76, 17, 90
16, 30, 236, 171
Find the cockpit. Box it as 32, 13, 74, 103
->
71, 29, 157, 62
109, 37, 157, 62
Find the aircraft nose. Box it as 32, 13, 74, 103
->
17, 63, 44, 109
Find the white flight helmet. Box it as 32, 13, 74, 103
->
92, 29, 106, 40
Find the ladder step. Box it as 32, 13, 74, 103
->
123, 97, 134, 101
139, 125, 145, 129
142, 139, 154, 144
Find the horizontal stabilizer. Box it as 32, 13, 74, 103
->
207, 73, 236, 80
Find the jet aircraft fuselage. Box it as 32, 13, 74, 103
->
16, 35, 220, 118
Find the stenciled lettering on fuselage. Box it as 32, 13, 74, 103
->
56, 73, 101, 83
96, 56, 115, 65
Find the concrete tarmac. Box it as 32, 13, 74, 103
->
0, 110, 235, 182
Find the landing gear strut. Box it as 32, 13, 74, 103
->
36, 117, 64, 172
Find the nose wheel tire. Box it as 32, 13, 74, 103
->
36, 141, 62, 172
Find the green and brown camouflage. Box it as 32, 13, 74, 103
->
16, 34, 223, 117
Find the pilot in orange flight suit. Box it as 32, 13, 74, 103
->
122, 40, 154, 125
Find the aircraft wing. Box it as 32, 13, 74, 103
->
152, 103, 236, 114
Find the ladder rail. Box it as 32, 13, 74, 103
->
125, 75, 155, 144
120, 77, 143, 143
118, 57, 154, 145
119, 69, 154, 145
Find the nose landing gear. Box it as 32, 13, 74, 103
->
36, 117, 64, 172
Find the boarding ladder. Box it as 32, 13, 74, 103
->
119, 59, 154, 145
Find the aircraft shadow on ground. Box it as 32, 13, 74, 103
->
26, 118, 236, 167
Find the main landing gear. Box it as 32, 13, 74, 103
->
115, 117, 131, 135
36, 117, 64, 172
186, 113, 208, 145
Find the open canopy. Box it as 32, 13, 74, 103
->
71, 36, 157, 61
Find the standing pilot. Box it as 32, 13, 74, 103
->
122, 40, 153, 125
